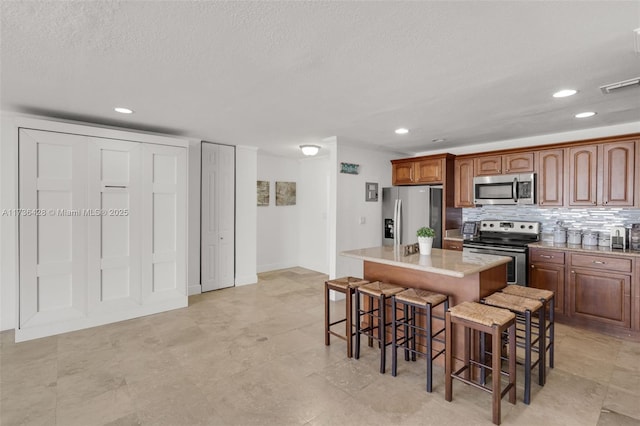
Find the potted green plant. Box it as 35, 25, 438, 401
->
417, 226, 435, 255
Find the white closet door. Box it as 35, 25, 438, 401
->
141, 144, 187, 302
201, 143, 235, 292
18, 129, 88, 328
87, 138, 142, 313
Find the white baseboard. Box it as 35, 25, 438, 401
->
188, 284, 202, 295
235, 274, 258, 286
256, 261, 297, 273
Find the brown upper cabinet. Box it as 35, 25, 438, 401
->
454, 158, 474, 207
474, 152, 534, 176
392, 156, 445, 185
567, 141, 635, 207
536, 149, 564, 207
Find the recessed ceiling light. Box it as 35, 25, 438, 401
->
114, 107, 134, 114
553, 89, 577, 98
395, 128, 409, 135
432, 138, 446, 143
575, 111, 596, 118
299, 145, 320, 156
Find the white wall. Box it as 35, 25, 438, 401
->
187, 140, 202, 295
235, 146, 258, 286
298, 155, 330, 274
256, 153, 300, 272
334, 144, 400, 279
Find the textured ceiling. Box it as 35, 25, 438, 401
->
2, 1, 639, 157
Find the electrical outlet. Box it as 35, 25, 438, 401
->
359, 216, 366, 224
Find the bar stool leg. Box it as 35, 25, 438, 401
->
403, 303, 410, 361
367, 293, 374, 348
411, 306, 417, 361
426, 303, 433, 392
445, 311, 453, 402
538, 307, 546, 385
524, 310, 532, 405
392, 296, 398, 377
491, 325, 501, 426
379, 294, 386, 374
354, 289, 361, 360
346, 288, 353, 358
324, 283, 330, 346
549, 298, 555, 368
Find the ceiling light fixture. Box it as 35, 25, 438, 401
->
395, 128, 409, 135
575, 111, 596, 118
114, 107, 134, 114
553, 89, 577, 98
299, 145, 320, 156
432, 138, 446, 143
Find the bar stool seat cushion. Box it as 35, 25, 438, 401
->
484, 292, 543, 313
358, 281, 405, 297
327, 277, 369, 291
395, 288, 447, 307
501, 285, 553, 302
449, 301, 515, 327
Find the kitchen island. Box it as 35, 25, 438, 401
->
341, 246, 512, 367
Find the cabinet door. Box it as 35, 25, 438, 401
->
602, 141, 635, 206
392, 162, 415, 185
87, 139, 142, 313
141, 144, 187, 302
474, 156, 502, 176
414, 158, 443, 183
19, 129, 88, 329
569, 268, 630, 328
568, 145, 598, 206
454, 158, 474, 207
537, 149, 564, 207
503, 152, 534, 174
529, 263, 565, 315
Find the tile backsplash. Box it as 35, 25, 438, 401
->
463, 206, 640, 233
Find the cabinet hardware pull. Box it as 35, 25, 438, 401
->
571, 270, 575, 273
531, 265, 534, 269
592, 260, 605, 264
540, 255, 553, 259
105, 185, 127, 188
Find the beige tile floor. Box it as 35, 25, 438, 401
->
1, 267, 639, 426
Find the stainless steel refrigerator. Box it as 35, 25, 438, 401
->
382, 186, 443, 248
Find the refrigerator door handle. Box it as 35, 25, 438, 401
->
393, 199, 398, 245
397, 199, 402, 245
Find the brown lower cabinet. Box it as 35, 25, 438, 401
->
569, 266, 631, 329
529, 261, 565, 315
529, 248, 637, 333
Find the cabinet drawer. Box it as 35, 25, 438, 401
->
530, 249, 565, 265
570, 254, 632, 273
443, 240, 463, 251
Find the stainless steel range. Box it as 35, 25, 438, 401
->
463, 220, 540, 286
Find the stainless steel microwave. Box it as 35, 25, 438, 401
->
473, 173, 536, 205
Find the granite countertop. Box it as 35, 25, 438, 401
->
340, 246, 511, 278
529, 241, 640, 258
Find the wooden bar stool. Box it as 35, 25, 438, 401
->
391, 289, 449, 392
324, 277, 369, 357
445, 301, 516, 426
501, 284, 555, 384
354, 281, 405, 374
482, 292, 544, 404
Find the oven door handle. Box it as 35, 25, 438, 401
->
464, 245, 526, 254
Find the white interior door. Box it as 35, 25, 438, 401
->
201, 143, 235, 292
18, 129, 88, 328
141, 144, 187, 302
87, 138, 142, 313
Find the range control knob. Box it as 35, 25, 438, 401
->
529, 225, 534, 229
489, 223, 494, 227
520, 225, 525, 229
